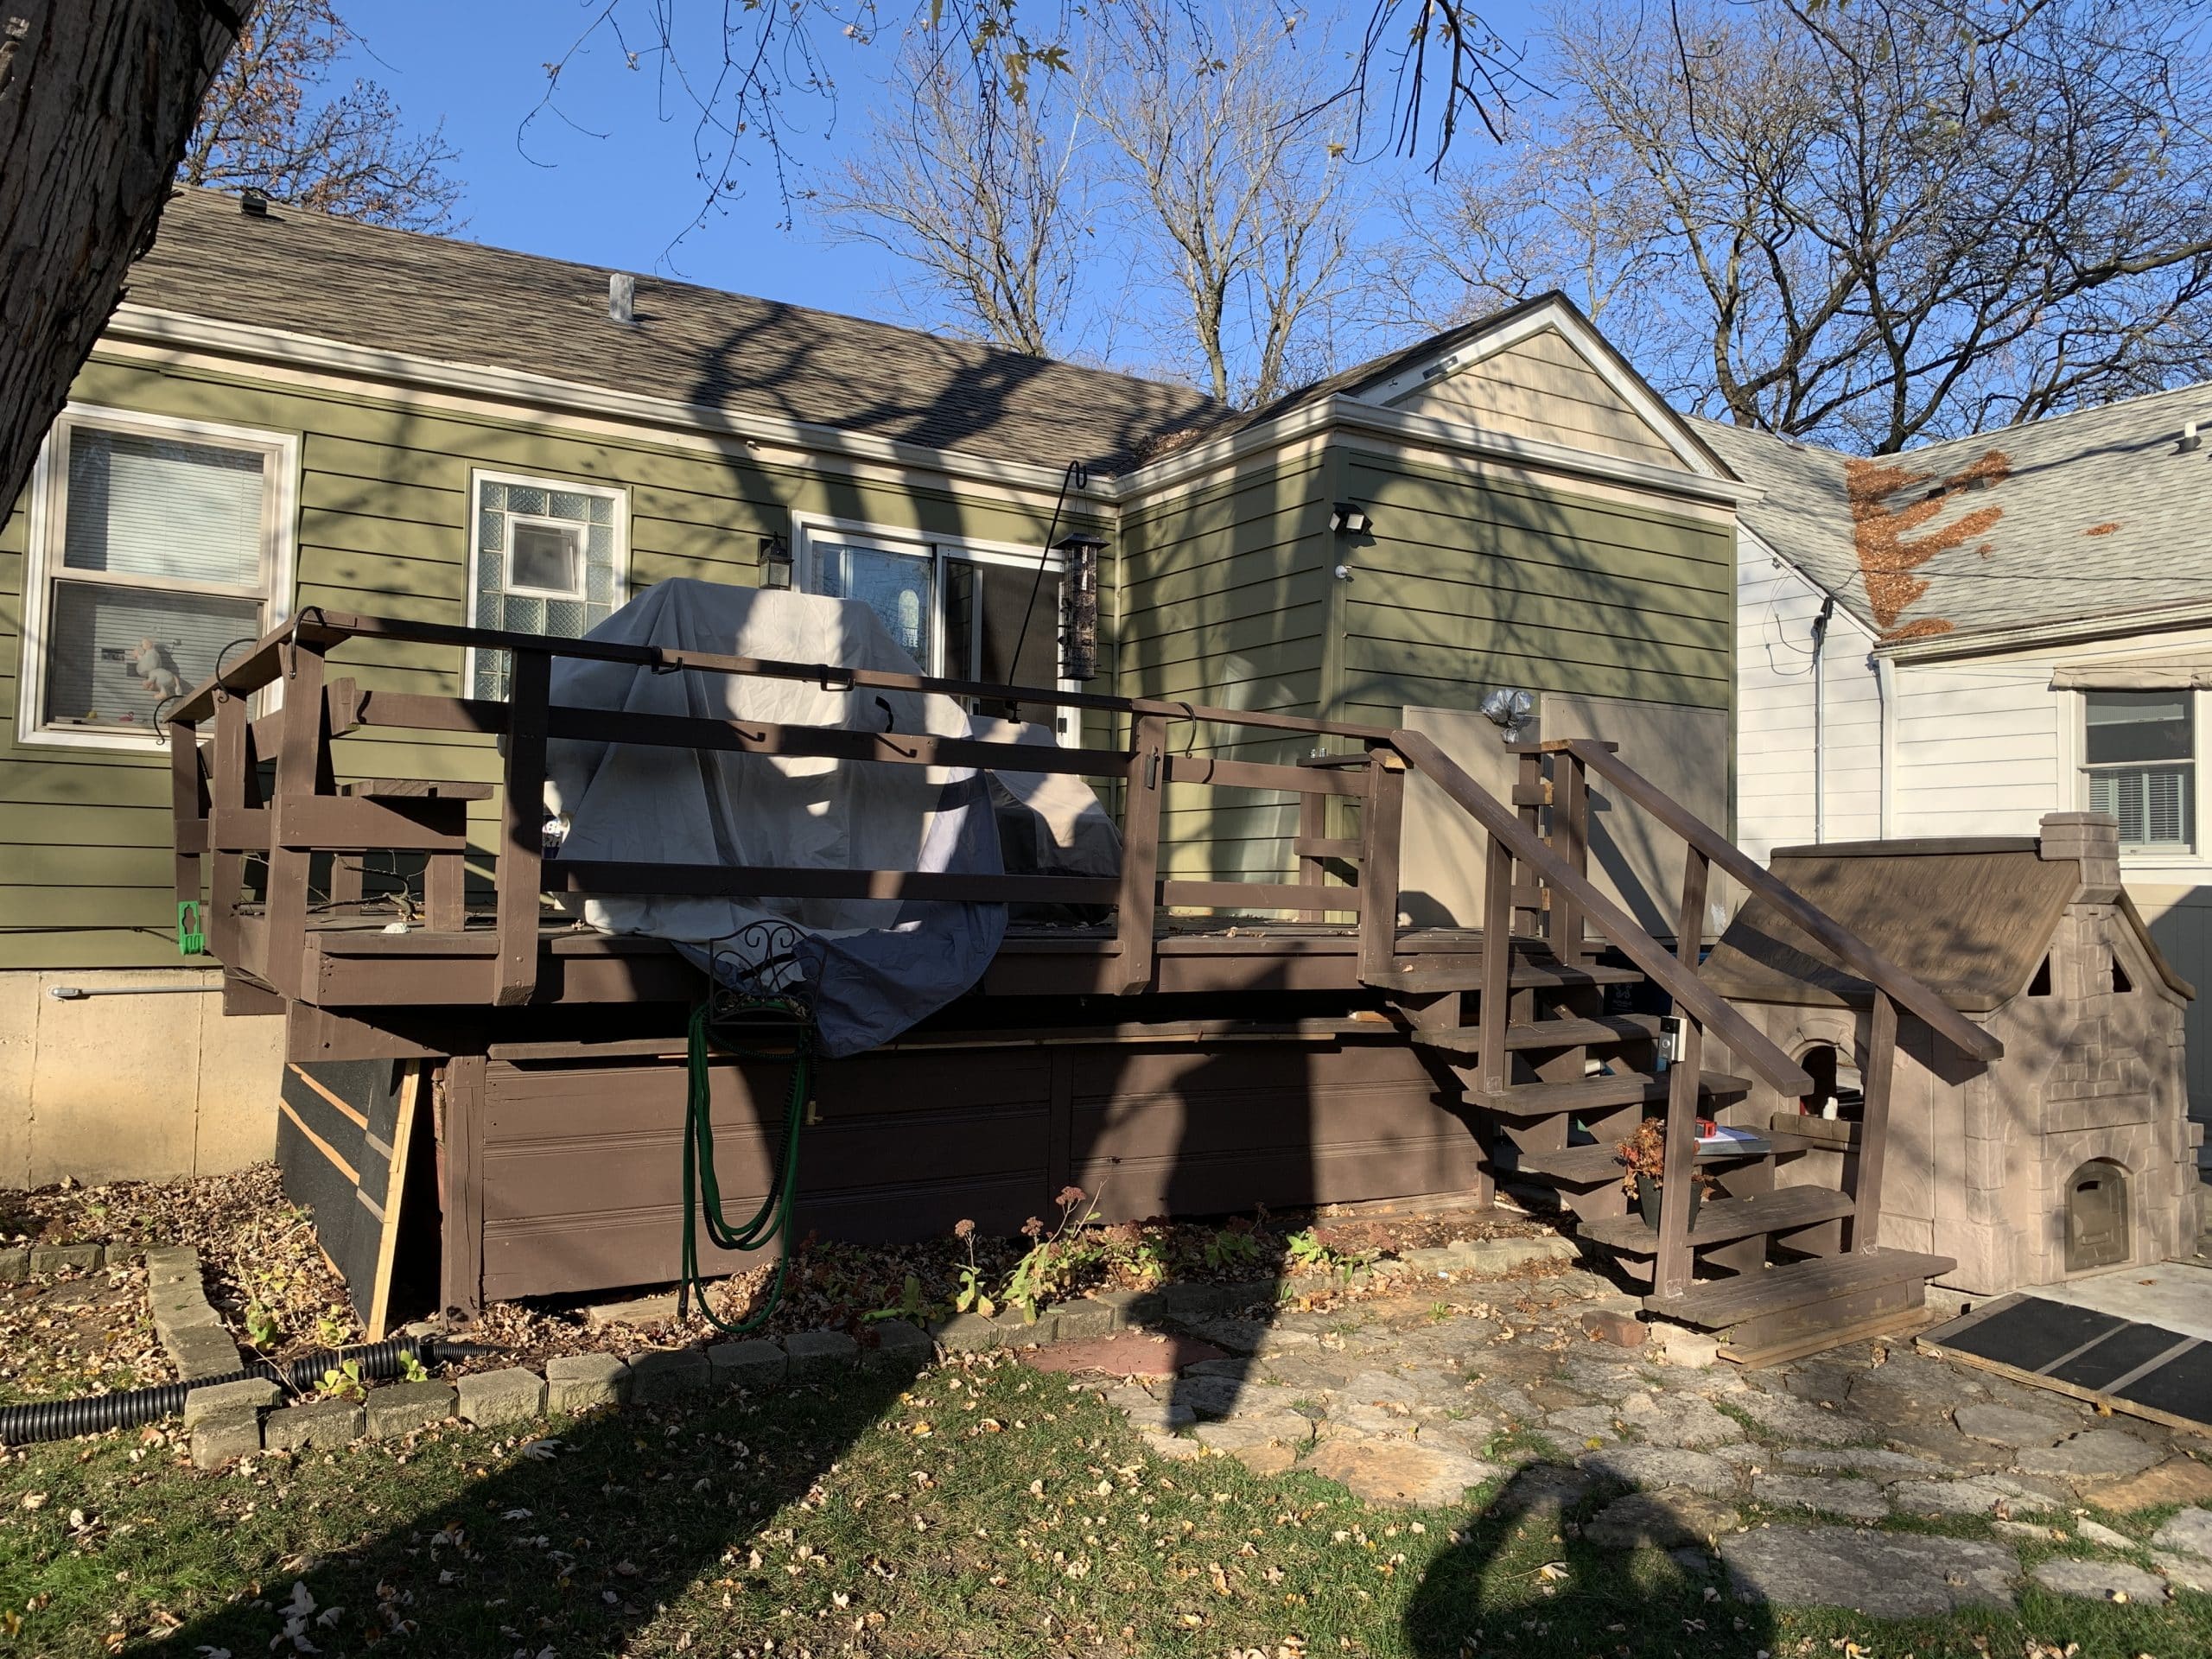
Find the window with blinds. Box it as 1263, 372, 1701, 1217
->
22, 411, 292, 746
2085, 690, 2196, 849
468, 473, 626, 700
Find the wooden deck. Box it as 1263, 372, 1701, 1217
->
170, 609, 2004, 1348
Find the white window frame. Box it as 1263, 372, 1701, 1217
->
464, 469, 628, 696
790, 513, 1077, 742
2072, 685, 2209, 868
16, 403, 298, 753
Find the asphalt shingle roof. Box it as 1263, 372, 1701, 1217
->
1696, 390, 2212, 641
124, 189, 1231, 476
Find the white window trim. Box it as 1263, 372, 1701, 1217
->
16, 403, 298, 753
2070, 685, 2210, 869
790, 513, 1077, 739
464, 468, 629, 696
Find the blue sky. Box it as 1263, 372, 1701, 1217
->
339, 0, 1542, 331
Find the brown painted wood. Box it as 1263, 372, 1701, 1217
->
425, 854, 466, 932
1164, 754, 1369, 797
494, 651, 550, 1009
550, 861, 1119, 907
264, 645, 329, 1001
1562, 739, 2002, 1063
1846, 989, 1898, 1255
1292, 836, 1361, 860
167, 719, 207, 910
1116, 715, 1166, 995
173, 607, 1402, 743
1414, 1014, 1661, 1054
1641, 1247, 1955, 1327
1553, 752, 1590, 963
1358, 754, 1405, 986
1580, 1185, 1853, 1253
1726, 1298, 1932, 1369
438, 1055, 486, 1321
340, 779, 494, 800
1513, 751, 1544, 940
1477, 835, 1515, 1088
277, 796, 470, 853
1653, 847, 1712, 1298
1160, 880, 1361, 914
1295, 793, 1330, 923
1507, 1142, 1626, 1184
1389, 731, 1810, 1096
1466, 1070, 1750, 1116
546, 702, 1134, 779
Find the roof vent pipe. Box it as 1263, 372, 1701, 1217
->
239, 188, 270, 218
2183, 420, 2202, 455
608, 272, 635, 326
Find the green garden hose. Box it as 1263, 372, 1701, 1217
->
678, 995, 814, 1335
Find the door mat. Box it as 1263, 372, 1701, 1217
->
1921, 1293, 2212, 1435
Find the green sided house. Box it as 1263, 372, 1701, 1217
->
0, 187, 1743, 1188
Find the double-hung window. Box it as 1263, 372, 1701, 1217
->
797, 521, 1071, 733
467, 471, 626, 699
19, 406, 296, 748
2085, 690, 2195, 851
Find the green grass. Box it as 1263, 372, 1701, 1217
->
2, 1357, 2209, 1656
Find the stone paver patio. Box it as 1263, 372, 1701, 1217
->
1051, 1252, 2212, 1615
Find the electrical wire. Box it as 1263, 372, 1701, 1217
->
1009, 461, 1090, 704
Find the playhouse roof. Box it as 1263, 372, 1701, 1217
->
1701, 840, 2190, 1011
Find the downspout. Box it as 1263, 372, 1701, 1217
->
1810, 594, 1835, 842
1874, 650, 1896, 838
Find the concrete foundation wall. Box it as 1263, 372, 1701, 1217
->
0, 969, 281, 1187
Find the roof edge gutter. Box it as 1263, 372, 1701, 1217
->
1879, 600, 2212, 664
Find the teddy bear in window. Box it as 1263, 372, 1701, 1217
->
131, 637, 185, 701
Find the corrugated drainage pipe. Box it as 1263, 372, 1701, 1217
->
0, 1336, 437, 1446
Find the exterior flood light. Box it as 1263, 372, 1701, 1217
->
1055, 531, 1107, 682
1479, 686, 1535, 741
760, 532, 794, 589
1329, 501, 1372, 535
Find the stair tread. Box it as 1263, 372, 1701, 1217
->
1581, 1185, 1856, 1254
1364, 959, 1645, 993
1503, 1142, 1627, 1184
1469, 1070, 1753, 1114
1643, 1248, 1956, 1327
1413, 1015, 1662, 1056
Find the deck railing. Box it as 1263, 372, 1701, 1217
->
166, 608, 2001, 1294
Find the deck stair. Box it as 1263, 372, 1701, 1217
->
1375, 733, 2003, 1366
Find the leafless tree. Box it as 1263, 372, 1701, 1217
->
1090, 1, 1365, 406
817, 38, 1090, 358
1399, 0, 2212, 451
0, 3, 246, 524
182, 0, 462, 231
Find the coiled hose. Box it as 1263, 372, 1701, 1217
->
0, 1334, 437, 1446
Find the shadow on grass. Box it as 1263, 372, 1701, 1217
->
1403, 1464, 1777, 1659
145, 1363, 916, 1658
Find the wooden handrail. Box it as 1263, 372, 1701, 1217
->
1389, 729, 1812, 1096
1559, 739, 2003, 1064
168, 607, 1399, 743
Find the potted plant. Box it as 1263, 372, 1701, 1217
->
1617, 1116, 1718, 1231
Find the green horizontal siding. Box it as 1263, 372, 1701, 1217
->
0, 351, 1102, 968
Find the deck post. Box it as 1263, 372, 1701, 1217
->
1477, 831, 1514, 1088
1357, 753, 1406, 985
1845, 990, 1898, 1254
167, 715, 207, 931
1115, 715, 1166, 994
1552, 752, 1591, 963
494, 650, 550, 1007
1654, 847, 1712, 1300
1512, 751, 1545, 939
1295, 791, 1328, 922
265, 642, 329, 1001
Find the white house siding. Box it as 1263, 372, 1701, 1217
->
1735, 534, 1882, 862
1888, 658, 2066, 835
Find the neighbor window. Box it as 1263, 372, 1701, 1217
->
796, 522, 1068, 728
467, 472, 625, 699
2085, 690, 2195, 849
18, 407, 296, 747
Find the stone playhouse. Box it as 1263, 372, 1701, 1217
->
153, 1229, 2212, 1624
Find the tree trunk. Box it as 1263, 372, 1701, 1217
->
0, 2, 245, 514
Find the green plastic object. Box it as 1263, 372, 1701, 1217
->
678, 996, 814, 1335
175, 901, 206, 957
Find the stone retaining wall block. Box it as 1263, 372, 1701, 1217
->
545, 1352, 631, 1413
862, 1320, 932, 1375
190, 1408, 263, 1469
0, 1248, 26, 1284
182, 1377, 280, 1428
264, 1398, 365, 1452
786, 1329, 860, 1380
455, 1367, 548, 1427
930, 1313, 1006, 1352
627, 1347, 713, 1402
1049, 1300, 1115, 1342
29, 1243, 103, 1274
708, 1339, 788, 1390
365, 1380, 456, 1438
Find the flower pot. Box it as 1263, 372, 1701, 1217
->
1634, 1173, 1703, 1233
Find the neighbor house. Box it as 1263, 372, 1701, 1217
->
1707, 392, 2212, 1154
0, 188, 1748, 1185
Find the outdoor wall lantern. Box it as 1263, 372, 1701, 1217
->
1055, 531, 1108, 682
760, 532, 794, 589
1329, 501, 1373, 535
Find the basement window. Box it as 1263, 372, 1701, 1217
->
2085, 690, 2194, 850
17, 406, 296, 750
467, 471, 626, 700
